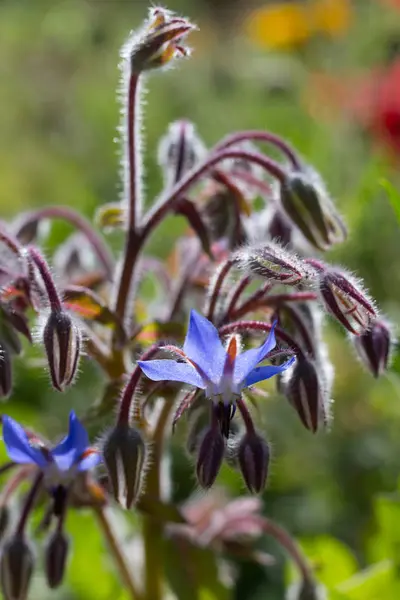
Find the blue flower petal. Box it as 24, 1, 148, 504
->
243, 356, 296, 388
233, 322, 278, 386
52, 412, 89, 471
2, 416, 48, 467
138, 359, 206, 389
183, 310, 226, 384
78, 451, 102, 472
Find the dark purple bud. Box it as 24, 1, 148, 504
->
43, 310, 81, 392
45, 531, 69, 589
0, 535, 34, 600
353, 319, 392, 377
102, 424, 147, 509
318, 267, 376, 335
196, 425, 225, 489
267, 209, 293, 246
238, 431, 270, 494
158, 119, 205, 186
0, 344, 12, 398
201, 183, 247, 249
285, 359, 327, 433
280, 167, 346, 251
0, 506, 10, 540
235, 241, 307, 284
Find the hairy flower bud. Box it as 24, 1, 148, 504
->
45, 531, 69, 589
196, 425, 225, 489
238, 431, 270, 494
0, 344, 12, 399
285, 359, 327, 433
158, 120, 206, 187
0, 535, 34, 600
267, 209, 293, 246
125, 8, 195, 74
317, 267, 376, 335
43, 310, 81, 392
235, 242, 306, 284
280, 167, 346, 251
353, 319, 392, 377
102, 424, 147, 509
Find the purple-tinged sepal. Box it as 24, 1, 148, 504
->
238, 431, 270, 494
353, 319, 393, 377
45, 531, 69, 589
196, 424, 225, 489
0, 535, 34, 600
280, 166, 346, 251
102, 424, 147, 509
234, 242, 309, 285
317, 266, 376, 335
43, 310, 81, 392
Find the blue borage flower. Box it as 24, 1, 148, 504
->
138, 310, 295, 436
2, 411, 100, 510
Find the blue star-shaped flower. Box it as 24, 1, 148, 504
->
2, 411, 100, 474
138, 310, 295, 434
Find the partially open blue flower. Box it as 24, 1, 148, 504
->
2, 411, 100, 474
138, 310, 295, 436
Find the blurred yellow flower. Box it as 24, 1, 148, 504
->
245, 0, 352, 50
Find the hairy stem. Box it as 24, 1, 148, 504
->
93, 504, 141, 600
28, 246, 62, 312
17, 206, 114, 280
206, 258, 236, 322
16, 472, 44, 536
219, 320, 304, 359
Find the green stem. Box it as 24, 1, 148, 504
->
142, 398, 173, 600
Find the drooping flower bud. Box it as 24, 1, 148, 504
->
45, 531, 69, 589
0, 535, 34, 600
285, 358, 327, 433
158, 120, 206, 187
125, 8, 196, 74
200, 181, 247, 249
317, 267, 376, 335
280, 167, 346, 251
102, 424, 147, 509
234, 241, 307, 284
267, 209, 293, 246
43, 310, 81, 392
353, 319, 392, 377
196, 425, 225, 489
238, 431, 270, 494
0, 344, 12, 399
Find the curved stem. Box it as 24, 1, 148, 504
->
230, 283, 273, 321
223, 275, 252, 321
118, 344, 161, 425
141, 149, 286, 245
237, 398, 255, 433
214, 130, 302, 169
206, 259, 236, 323
261, 518, 314, 584
16, 471, 44, 536
232, 291, 318, 321
17, 207, 114, 280
93, 504, 141, 600
28, 246, 62, 311
219, 320, 304, 358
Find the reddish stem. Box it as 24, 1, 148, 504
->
237, 398, 255, 433
219, 320, 304, 358
223, 275, 252, 321
214, 130, 302, 169
28, 246, 62, 312
206, 259, 235, 323
16, 472, 44, 536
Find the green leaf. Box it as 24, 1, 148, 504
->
296, 535, 358, 588
335, 560, 400, 600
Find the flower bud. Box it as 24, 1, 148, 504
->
126, 8, 195, 74
235, 242, 306, 284
102, 424, 147, 509
318, 267, 376, 335
158, 120, 206, 187
0, 344, 12, 398
43, 310, 81, 392
45, 531, 69, 589
285, 359, 327, 433
0, 535, 34, 600
200, 183, 247, 249
353, 319, 392, 377
196, 425, 225, 489
0, 506, 10, 540
238, 431, 270, 494
267, 209, 293, 246
280, 167, 346, 251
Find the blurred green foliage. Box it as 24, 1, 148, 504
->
2, 0, 400, 598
